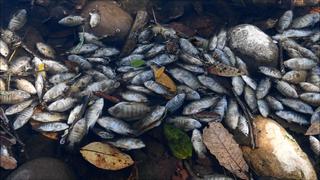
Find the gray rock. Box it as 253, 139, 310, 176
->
6, 157, 75, 180
228, 24, 278, 70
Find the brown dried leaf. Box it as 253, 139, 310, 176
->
0, 155, 17, 169
202, 122, 249, 180
207, 63, 246, 77
305, 121, 320, 135
152, 66, 177, 93
80, 142, 134, 170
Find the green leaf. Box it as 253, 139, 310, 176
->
164, 124, 192, 159
130, 59, 145, 68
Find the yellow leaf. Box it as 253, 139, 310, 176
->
80, 142, 134, 170
152, 66, 177, 93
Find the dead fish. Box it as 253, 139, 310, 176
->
291, 13, 320, 29
275, 80, 298, 98
223, 46, 237, 66
131, 70, 154, 85
127, 85, 153, 95
278, 98, 314, 114
232, 76, 244, 96
151, 25, 177, 39
176, 85, 200, 100
15, 78, 36, 94
8, 9, 27, 31
0, 78, 5, 91
47, 97, 77, 112
208, 35, 218, 51
66, 119, 87, 149
68, 74, 92, 94
273, 29, 316, 40
257, 99, 270, 118
198, 75, 229, 94
237, 115, 249, 137
32, 112, 67, 122
97, 116, 135, 135
86, 98, 104, 129
244, 85, 257, 111
138, 28, 153, 44
119, 54, 144, 66
277, 10, 293, 32
0, 90, 31, 104
87, 57, 110, 65
108, 102, 151, 121
309, 136, 320, 156
0, 39, 10, 57
32, 57, 46, 78
122, 70, 144, 81
193, 112, 221, 123
92, 127, 114, 139
144, 80, 172, 96
299, 82, 320, 92
258, 66, 282, 79
176, 63, 205, 74
79, 32, 104, 46
182, 96, 219, 115
120, 91, 148, 103
212, 48, 231, 65
49, 73, 76, 84
190, 36, 208, 49
67, 55, 92, 70
179, 53, 204, 66
147, 54, 177, 66
179, 38, 199, 56
284, 58, 317, 70
96, 65, 116, 79
36, 42, 55, 58
236, 57, 249, 75
281, 38, 319, 62
213, 96, 227, 121
216, 28, 227, 49
0, 28, 21, 45
67, 104, 83, 124
9, 56, 32, 75
92, 47, 120, 58
300, 92, 320, 106
310, 107, 320, 123
133, 106, 166, 135
282, 70, 307, 84
80, 79, 120, 96
58, 15, 85, 27
107, 138, 145, 150
43, 60, 68, 74
191, 129, 207, 159
0, 56, 8, 72
256, 77, 271, 99
167, 116, 201, 131
89, 11, 100, 28
34, 122, 69, 132
86, 70, 108, 81
35, 74, 44, 100
266, 95, 284, 111
207, 62, 246, 77
132, 44, 154, 54
13, 104, 36, 130
275, 110, 309, 125
69, 43, 99, 55
5, 99, 33, 115
168, 68, 201, 90
225, 99, 239, 130
165, 93, 185, 113
241, 75, 257, 90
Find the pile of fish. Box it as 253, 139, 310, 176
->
0, 8, 319, 163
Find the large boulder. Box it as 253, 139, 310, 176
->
81, 0, 133, 42
228, 24, 278, 70
6, 157, 76, 180
242, 116, 317, 180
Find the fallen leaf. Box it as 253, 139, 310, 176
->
202, 122, 249, 180
80, 142, 134, 170
164, 124, 192, 159
152, 66, 177, 93
305, 121, 320, 135
207, 62, 246, 77
131, 59, 146, 68
0, 155, 17, 170
41, 132, 59, 140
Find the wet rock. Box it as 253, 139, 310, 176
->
242, 116, 317, 180
228, 24, 278, 70
6, 157, 76, 180
81, 0, 133, 42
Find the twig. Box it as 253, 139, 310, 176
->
279, 42, 285, 74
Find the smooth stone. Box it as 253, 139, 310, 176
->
228, 24, 278, 70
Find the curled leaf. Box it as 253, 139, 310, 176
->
203, 122, 249, 180
164, 124, 192, 159
130, 59, 145, 68
152, 66, 177, 93
80, 142, 134, 170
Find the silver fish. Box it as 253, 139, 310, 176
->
13, 104, 36, 130
183, 96, 219, 115
165, 93, 185, 113
67, 104, 83, 124
36, 42, 55, 58
47, 97, 77, 112
241, 75, 257, 90
300, 92, 320, 106
92, 127, 115, 139
34, 122, 69, 132
5, 99, 33, 115
67, 55, 92, 70
266, 95, 284, 111
0, 39, 10, 57
291, 13, 320, 29
309, 136, 320, 156
273, 29, 315, 40
126, 85, 153, 95
225, 99, 239, 130
216, 28, 227, 49
144, 80, 171, 96
145, 44, 165, 58
108, 102, 151, 121
275, 80, 298, 98
213, 96, 227, 121
138, 28, 153, 44
176, 63, 205, 74
236, 57, 249, 75
132, 44, 154, 54
86, 70, 108, 81
168, 68, 201, 90
67, 118, 87, 148
79, 32, 104, 46
257, 99, 270, 118
232, 76, 244, 96
275, 110, 309, 125
15, 78, 36, 94
282, 70, 307, 84
9, 56, 32, 75
32, 112, 67, 122
96, 65, 116, 79
179, 38, 199, 56
177, 85, 200, 100
191, 129, 207, 159
147, 54, 177, 66
131, 70, 154, 85
0, 90, 31, 104
167, 116, 201, 131
97, 116, 135, 135
284, 58, 317, 70
237, 115, 249, 137
256, 77, 271, 99
92, 47, 120, 58
223, 46, 236, 66
68, 74, 92, 94
43, 60, 68, 74
179, 53, 204, 66
8, 9, 27, 31
278, 98, 314, 114
107, 138, 145, 151
120, 91, 148, 103
258, 66, 282, 79
208, 35, 218, 51
277, 10, 293, 32
119, 54, 144, 66
212, 48, 231, 65
122, 70, 144, 81
198, 75, 228, 94
80, 79, 120, 96
87, 57, 110, 65
89, 11, 100, 28
299, 82, 320, 92
311, 107, 320, 123
281, 38, 319, 62
58, 15, 85, 27
49, 73, 76, 84
69, 43, 99, 55
86, 98, 104, 130
244, 85, 257, 111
